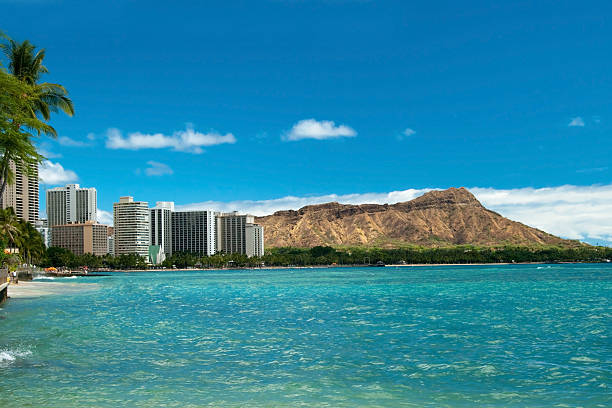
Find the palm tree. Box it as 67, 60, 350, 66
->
0, 208, 21, 248
1, 38, 74, 120
0, 69, 54, 199
0, 33, 64, 199
18, 220, 45, 265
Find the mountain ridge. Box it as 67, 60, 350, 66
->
255, 187, 579, 248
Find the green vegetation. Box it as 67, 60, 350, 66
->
27, 244, 612, 271
43, 248, 148, 270
0, 207, 46, 266
259, 245, 612, 266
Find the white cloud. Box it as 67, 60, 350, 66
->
176, 189, 430, 216
568, 117, 585, 127
106, 126, 236, 154
471, 185, 612, 244
97, 209, 113, 226
145, 161, 173, 177
38, 161, 78, 185
86, 133, 96, 141
58, 136, 91, 147
403, 128, 416, 136
397, 127, 416, 141
177, 184, 612, 245
284, 119, 357, 141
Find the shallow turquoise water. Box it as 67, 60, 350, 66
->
0, 264, 610, 407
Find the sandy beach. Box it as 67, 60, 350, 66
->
6, 280, 99, 299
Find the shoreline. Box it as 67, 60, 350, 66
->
99, 260, 609, 273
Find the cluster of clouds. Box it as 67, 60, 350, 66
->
38, 119, 415, 182
47, 113, 592, 158
282, 119, 418, 142
471, 185, 612, 244
176, 184, 612, 245
105, 126, 236, 154
50, 119, 417, 152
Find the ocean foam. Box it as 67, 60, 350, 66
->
0, 348, 32, 366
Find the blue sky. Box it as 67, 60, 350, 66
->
2, 0, 612, 243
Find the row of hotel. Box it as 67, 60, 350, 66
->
4, 181, 264, 264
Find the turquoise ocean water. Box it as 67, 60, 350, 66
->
0, 264, 610, 407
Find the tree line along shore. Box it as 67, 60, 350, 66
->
37, 245, 612, 270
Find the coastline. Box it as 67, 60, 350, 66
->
99, 260, 609, 273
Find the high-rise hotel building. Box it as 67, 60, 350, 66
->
216, 212, 264, 257
150, 201, 174, 257
0, 162, 38, 222
113, 196, 150, 258
46, 184, 97, 227
172, 210, 216, 256
245, 223, 265, 257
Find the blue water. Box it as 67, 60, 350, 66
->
0, 264, 610, 407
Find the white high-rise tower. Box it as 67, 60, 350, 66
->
46, 184, 97, 227
113, 196, 150, 258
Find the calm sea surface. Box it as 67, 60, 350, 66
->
0, 264, 610, 407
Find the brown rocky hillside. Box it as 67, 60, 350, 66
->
255, 187, 577, 248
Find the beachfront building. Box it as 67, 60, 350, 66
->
0, 162, 38, 223
245, 223, 265, 257
113, 196, 150, 258
172, 210, 216, 256
51, 221, 109, 256
216, 212, 264, 257
150, 201, 174, 257
46, 184, 97, 227
34, 219, 51, 247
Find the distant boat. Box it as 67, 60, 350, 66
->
369, 261, 385, 267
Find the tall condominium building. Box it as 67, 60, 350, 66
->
51, 221, 109, 256
172, 210, 216, 256
113, 196, 150, 258
245, 223, 265, 257
216, 212, 264, 257
46, 184, 97, 227
150, 201, 174, 257
0, 162, 38, 223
